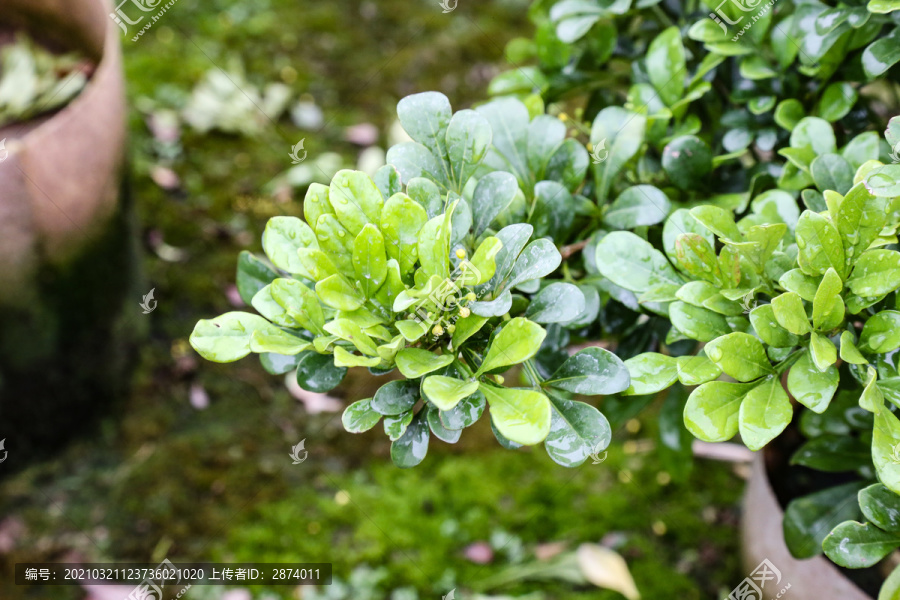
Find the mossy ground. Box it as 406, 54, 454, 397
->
1, 0, 744, 598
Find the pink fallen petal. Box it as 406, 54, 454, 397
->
0, 517, 26, 553
190, 382, 209, 410
150, 165, 180, 190
344, 123, 379, 146
463, 541, 494, 564
225, 285, 245, 308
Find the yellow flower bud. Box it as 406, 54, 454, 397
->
559, 113, 568, 122
456, 248, 467, 259
459, 307, 471, 318
466, 292, 477, 302
432, 325, 444, 336
446, 324, 456, 334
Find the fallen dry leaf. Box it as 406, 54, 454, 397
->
576, 543, 640, 600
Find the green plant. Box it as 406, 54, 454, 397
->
598, 115, 900, 592
191, 124, 630, 468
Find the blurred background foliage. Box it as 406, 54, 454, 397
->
0, 0, 745, 598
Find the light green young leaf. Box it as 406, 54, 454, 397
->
771, 292, 810, 335
676, 351, 723, 386
328, 170, 384, 236
622, 353, 678, 395
787, 350, 839, 413
262, 216, 318, 274
423, 376, 479, 411
810, 331, 838, 371
591, 107, 646, 202
796, 211, 845, 277
812, 268, 845, 331
874, 405, 900, 496
303, 183, 334, 230
381, 193, 428, 276
860, 311, 900, 353
840, 331, 868, 365
861, 366, 884, 413
750, 304, 799, 348
669, 301, 730, 342
475, 317, 546, 376
739, 376, 793, 451
847, 250, 900, 298
395, 349, 455, 378
684, 381, 751, 442
480, 384, 552, 446
190, 312, 276, 363
704, 332, 774, 382
352, 224, 388, 299
315, 274, 365, 311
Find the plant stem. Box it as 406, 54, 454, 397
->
523, 359, 543, 388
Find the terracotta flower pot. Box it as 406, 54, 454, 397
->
741, 454, 871, 600
0, 0, 141, 466
0, 0, 126, 299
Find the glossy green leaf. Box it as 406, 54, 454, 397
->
472, 171, 520, 236
669, 301, 730, 342
848, 250, 900, 298
787, 350, 839, 413
662, 136, 712, 190
425, 404, 462, 443
479, 384, 552, 446
190, 312, 276, 363
315, 274, 365, 311
381, 193, 428, 275
591, 107, 646, 202
860, 484, 900, 533
525, 282, 585, 323
840, 331, 868, 365
314, 214, 354, 273
295, 351, 347, 393
861, 366, 884, 412
874, 404, 900, 495
596, 231, 683, 294
372, 379, 419, 415
810, 331, 838, 371
544, 394, 611, 467
262, 216, 318, 274
861, 311, 900, 353
791, 435, 871, 472
303, 183, 334, 230
823, 521, 900, 568
818, 82, 857, 122
342, 398, 382, 433
439, 391, 486, 430
771, 292, 810, 335
704, 332, 773, 382
623, 352, 678, 395
396, 349, 455, 378
605, 185, 670, 229
384, 410, 414, 442
546, 347, 630, 395
811, 154, 854, 195
784, 482, 864, 559
779, 269, 821, 301
328, 170, 384, 236
676, 352, 723, 386
646, 26, 686, 107
236, 251, 279, 305
739, 376, 793, 451
684, 381, 750, 443
422, 375, 479, 411
445, 109, 492, 191
351, 224, 387, 299
750, 304, 799, 348
391, 412, 430, 467
796, 211, 845, 277
812, 268, 844, 331
504, 239, 562, 290
690, 205, 743, 241
476, 317, 546, 376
